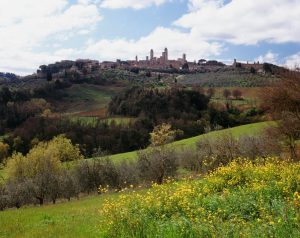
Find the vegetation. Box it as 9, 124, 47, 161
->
108, 87, 209, 119
262, 71, 300, 160
1, 58, 300, 237
106, 121, 274, 163
1, 158, 300, 237
100, 158, 300, 237
178, 67, 280, 87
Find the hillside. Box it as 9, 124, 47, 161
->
106, 121, 274, 163
1, 158, 299, 238
0, 121, 274, 180
177, 67, 281, 87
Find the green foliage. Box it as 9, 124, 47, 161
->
100, 159, 300, 237
46, 135, 83, 162
8, 135, 82, 178
0, 142, 9, 164
102, 121, 274, 164
108, 86, 209, 119
150, 123, 179, 146
5, 135, 83, 206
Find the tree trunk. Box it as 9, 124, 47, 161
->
37, 197, 44, 206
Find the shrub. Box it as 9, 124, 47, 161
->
99, 159, 300, 238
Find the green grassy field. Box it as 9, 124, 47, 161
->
0, 195, 109, 238
107, 121, 275, 163
70, 116, 136, 126
57, 84, 122, 114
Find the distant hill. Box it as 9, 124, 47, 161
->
0, 72, 19, 80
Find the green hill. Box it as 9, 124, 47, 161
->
107, 121, 274, 163
0, 121, 274, 180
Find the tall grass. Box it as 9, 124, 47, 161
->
100, 158, 300, 237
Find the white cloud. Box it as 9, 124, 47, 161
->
0, 0, 102, 75
256, 51, 278, 64
284, 52, 300, 69
175, 0, 300, 45
84, 27, 222, 61
100, 0, 171, 9
188, 0, 223, 11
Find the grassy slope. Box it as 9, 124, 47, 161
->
56, 84, 122, 114
0, 121, 274, 179
1, 158, 299, 238
0, 195, 109, 238
108, 121, 274, 163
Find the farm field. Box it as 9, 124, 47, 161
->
178, 69, 280, 87
69, 116, 136, 126
1, 158, 299, 238
53, 84, 124, 115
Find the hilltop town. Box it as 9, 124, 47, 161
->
28, 47, 272, 82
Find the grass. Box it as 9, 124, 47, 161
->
58, 84, 122, 114
0, 121, 275, 179
107, 121, 275, 163
0, 195, 110, 238
1, 158, 300, 237
70, 116, 136, 126
99, 159, 300, 237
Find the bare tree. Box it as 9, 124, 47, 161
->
223, 89, 232, 99
262, 71, 300, 160
207, 88, 216, 98
137, 124, 179, 184
232, 89, 242, 100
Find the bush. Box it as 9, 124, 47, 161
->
137, 148, 178, 184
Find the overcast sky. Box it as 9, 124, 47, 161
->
0, 0, 300, 75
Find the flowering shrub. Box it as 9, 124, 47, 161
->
99, 158, 300, 237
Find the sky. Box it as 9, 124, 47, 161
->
0, 0, 300, 75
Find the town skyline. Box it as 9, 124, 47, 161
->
1, 0, 300, 75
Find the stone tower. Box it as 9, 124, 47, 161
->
183, 53, 186, 62
164, 48, 168, 61
150, 49, 154, 60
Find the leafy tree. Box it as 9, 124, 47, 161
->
46, 135, 83, 162
7, 135, 83, 205
0, 142, 9, 164
150, 123, 178, 147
